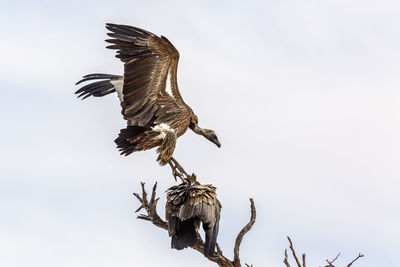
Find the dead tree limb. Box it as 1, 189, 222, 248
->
134, 182, 256, 267
287, 236, 303, 267
133, 182, 166, 230
324, 253, 341, 267
284, 249, 291, 267
347, 254, 364, 267
284, 238, 364, 267
233, 198, 256, 267
324, 252, 364, 267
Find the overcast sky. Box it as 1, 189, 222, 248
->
1, 1, 399, 266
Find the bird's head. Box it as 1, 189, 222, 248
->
190, 117, 221, 148
200, 128, 221, 148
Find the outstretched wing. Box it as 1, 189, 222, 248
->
105, 23, 189, 127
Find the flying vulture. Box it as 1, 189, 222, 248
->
166, 179, 221, 256
75, 24, 220, 169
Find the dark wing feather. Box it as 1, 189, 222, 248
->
203, 200, 221, 257
166, 183, 221, 255
170, 218, 198, 250
105, 23, 188, 127
75, 74, 122, 99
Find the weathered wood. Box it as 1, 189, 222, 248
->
233, 199, 256, 267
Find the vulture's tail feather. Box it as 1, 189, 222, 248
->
114, 126, 148, 156
204, 216, 220, 257
171, 218, 198, 250
75, 73, 122, 100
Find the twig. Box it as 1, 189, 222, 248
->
283, 249, 291, 267
287, 237, 302, 267
347, 253, 364, 267
324, 252, 364, 267
324, 253, 341, 267
233, 198, 256, 267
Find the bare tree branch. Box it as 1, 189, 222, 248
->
324, 253, 341, 267
285, 238, 364, 267
287, 237, 302, 267
284, 249, 291, 267
233, 198, 256, 267
134, 182, 167, 230
322, 252, 364, 267
134, 182, 256, 267
347, 253, 364, 267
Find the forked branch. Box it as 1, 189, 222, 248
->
346, 254, 364, 267
133, 182, 166, 230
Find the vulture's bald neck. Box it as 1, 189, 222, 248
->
191, 124, 207, 136
190, 123, 221, 148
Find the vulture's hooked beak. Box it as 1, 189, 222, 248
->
210, 135, 221, 148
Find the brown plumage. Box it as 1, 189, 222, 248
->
75, 23, 220, 165
166, 180, 221, 256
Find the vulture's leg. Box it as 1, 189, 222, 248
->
168, 157, 189, 183
168, 160, 185, 182
170, 157, 189, 177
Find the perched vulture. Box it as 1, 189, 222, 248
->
166, 181, 221, 256
75, 23, 220, 166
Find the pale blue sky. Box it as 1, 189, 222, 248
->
1, 1, 399, 266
